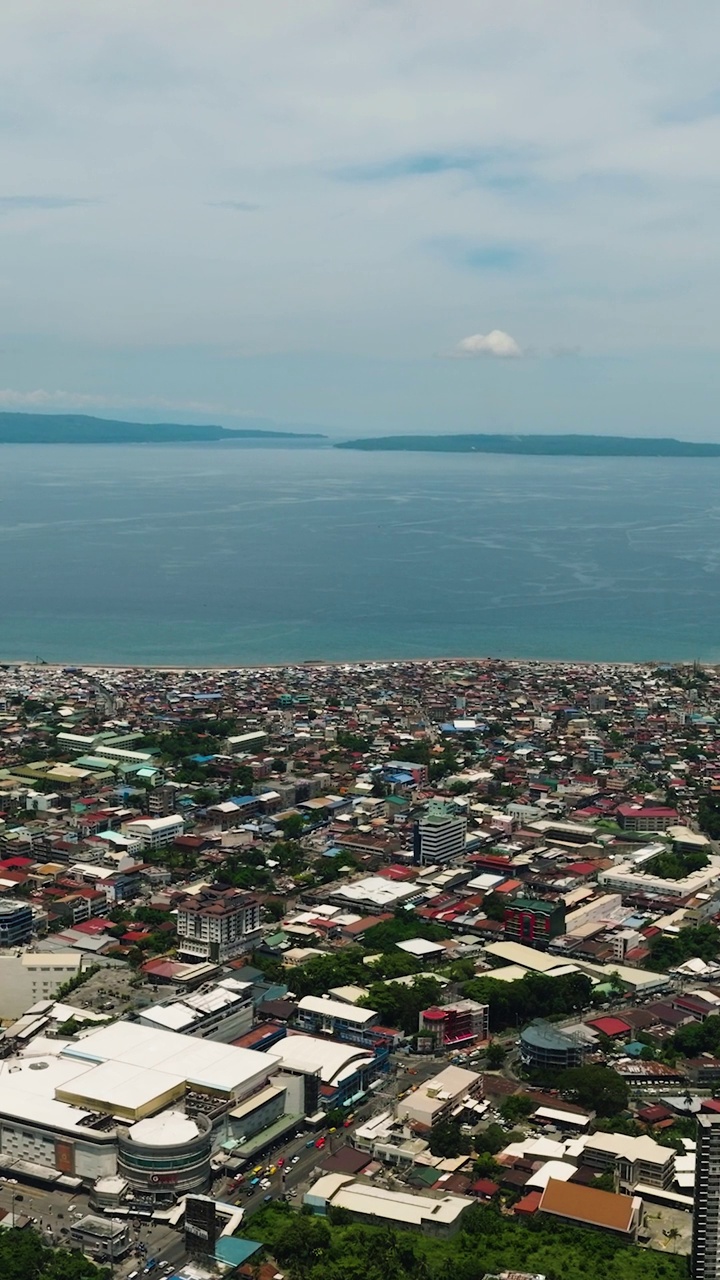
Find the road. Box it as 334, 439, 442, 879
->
224, 1057, 444, 1220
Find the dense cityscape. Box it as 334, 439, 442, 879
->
1, 657, 720, 1277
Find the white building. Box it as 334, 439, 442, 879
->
120, 815, 184, 851
137, 978, 254, 1043
304, 1174, 472, 1237
415, 802, 467, 866
0, 1021, 284, 1189
0, 951, 86, 1020
395, 1064, 482, 1128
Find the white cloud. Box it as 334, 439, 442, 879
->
456, 330, 523, 358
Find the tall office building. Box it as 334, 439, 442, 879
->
0, 899, 33, 947
693, 1114, 720, 1280
413, 800, 466, 866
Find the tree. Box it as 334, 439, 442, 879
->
485, 1040, 506, 1069
500, 1093, 534, 1124
482, 893, 507, 922
280, 813, 305, 839
558, 1064, 629, 1117
473, 1152, 502, 1180
428, 1117, 470, 1158
474, 1123, 506, 1155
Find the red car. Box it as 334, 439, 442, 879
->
277, 1158, 285, 1168
314, 1137, 326, 1149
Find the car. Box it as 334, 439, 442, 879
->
250, 1177, 260, 1187
343, 1118, 353, 1127
327, 1127, 336, 1134
305, 1139, 315, 1148
277, 1157, 285, 1168
291, 1155, 300, 1165
252, 1165, 263, 1174
314, 1138, 325, 1149
268, 1165, 277, 1175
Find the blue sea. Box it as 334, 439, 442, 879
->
1, 441, 719, 666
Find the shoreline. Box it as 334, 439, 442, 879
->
2, 653, 713, 674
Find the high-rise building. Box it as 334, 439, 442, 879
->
413, 801, 466, 866
693, 1114, 720, 1280
176, 887, 261, 963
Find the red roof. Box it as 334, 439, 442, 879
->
514, 1190, 542, 1215
72, 917, 111, 935
470, 1179, 500, 1197
616, 804, 678, 819
701, 1099, 720, 1114
566, 861, 598, 876
586, 1015, 632, 1037
494, 878, 522, 894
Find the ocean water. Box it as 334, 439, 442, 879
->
1, 442, 719, 666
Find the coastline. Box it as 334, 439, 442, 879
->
3, 653, 711, 674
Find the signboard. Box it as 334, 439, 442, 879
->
185, 1195, 217, 1257
55, 1140, 75, 1175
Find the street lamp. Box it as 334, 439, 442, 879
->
11, 1194, 21, 1228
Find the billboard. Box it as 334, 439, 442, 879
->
185, 1195, 217, 1256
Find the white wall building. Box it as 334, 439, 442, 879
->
0, 951, 85, 1020
120, 815, 184, 851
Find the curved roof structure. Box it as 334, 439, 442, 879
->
269, 1034, 374, 1086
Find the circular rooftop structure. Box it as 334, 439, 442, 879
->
128, 1110, 203, 1147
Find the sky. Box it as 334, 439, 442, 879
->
3, 1, 720, 437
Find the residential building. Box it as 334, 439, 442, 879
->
693, 1114, 720, 1280
176, 887, 261, 963
581, 1132, 675, 1190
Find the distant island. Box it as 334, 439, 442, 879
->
0, 412, 325, 443
335, 432, 720, 456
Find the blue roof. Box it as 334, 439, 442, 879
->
229, 794, 258, 807
189, 753, 215, 763
215, 1238, 262, 1265
624, 1040, 647, 1057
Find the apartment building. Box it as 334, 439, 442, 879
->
176, 887, 261, 963
581, 1132, 675, 1191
